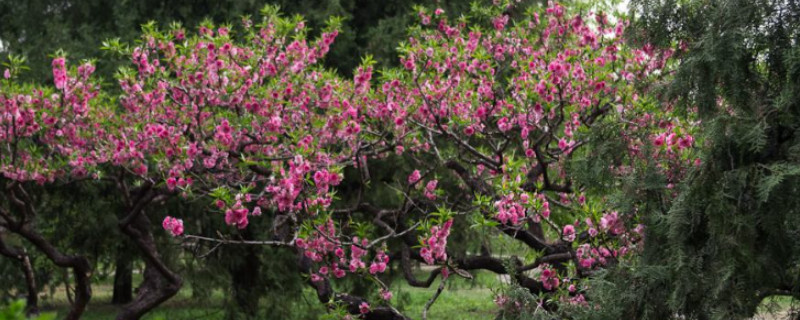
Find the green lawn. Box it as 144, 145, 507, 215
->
37, 269, 500, 320
30, 271, 800, 319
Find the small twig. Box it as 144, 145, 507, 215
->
181, 234, 295, 246
367, 221, 421, 248
197, 242, 223, 259
422, 271, 447, 320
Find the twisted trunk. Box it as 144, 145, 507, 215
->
116, 209, 182, 320
1, 184, 91, 320
15, 226, 91, 320
0, 236, 38, 315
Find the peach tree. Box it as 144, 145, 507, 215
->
98, 1, 693, 319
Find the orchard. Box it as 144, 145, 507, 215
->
0, 0, 798, 320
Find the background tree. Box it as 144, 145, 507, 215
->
0, 0, 484, 82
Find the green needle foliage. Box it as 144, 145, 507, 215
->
579, 1, 800, 319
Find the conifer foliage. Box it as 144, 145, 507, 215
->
580, 0, 800, 319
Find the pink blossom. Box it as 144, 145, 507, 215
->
369, 261, 386, 274
493, 15, 509, 30
653, 134, 665, 146
52, 57, 67, 90
562, 224, 576, 242
408, 170, 421, 184
540, 266, 560, 290
464, 126, 475, 136
558, 138, 569, 151
225, 208, 249, 229
162, 216, 184, 237
425, 180, 438, 200
380, 289, 393, 301
419, 219, 452, 265
678, 135, 694, 149
359, 302, 370, 314
333, 268, 346, 278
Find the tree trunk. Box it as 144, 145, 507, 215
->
63, 269, 73, 305
228, 242, 262, 319
112, 243, 134, 305
20, 253, 38, 315
15, 227, 91, 320
0, 236, 38, 315
116, 208, 182, 320
1, 185, 91, 320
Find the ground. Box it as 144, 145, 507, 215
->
36, 268, 497, 319
32, 269, 798, 319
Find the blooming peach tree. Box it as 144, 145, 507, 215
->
129, 2, 695, 319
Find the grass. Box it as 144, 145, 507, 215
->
390, 269, 498, 320
36, 268, 500, 320
30, 270, 800, 319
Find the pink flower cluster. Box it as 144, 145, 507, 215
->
297, 219, 391, 285
652, 131, 694, 150
223, 200, 251, 229
162, 216, 184, 237
424, 179, 438, 200
379, 288, 393, 301
51, 57, 67, 90
408, 169, 421, 184
599, 211, 625, 235
369, 250, 389, 274
420, 219, 453, 265
539, 264, 560, 290
494, 194, 526, 225
576, 243, 618, 269
312, 169, 341, 195
562, 224, 576, 242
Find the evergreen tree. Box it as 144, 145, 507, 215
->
583, 1, 800, 319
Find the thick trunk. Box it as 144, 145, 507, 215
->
116, 209, 182, 320
112, 243, 133, 305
